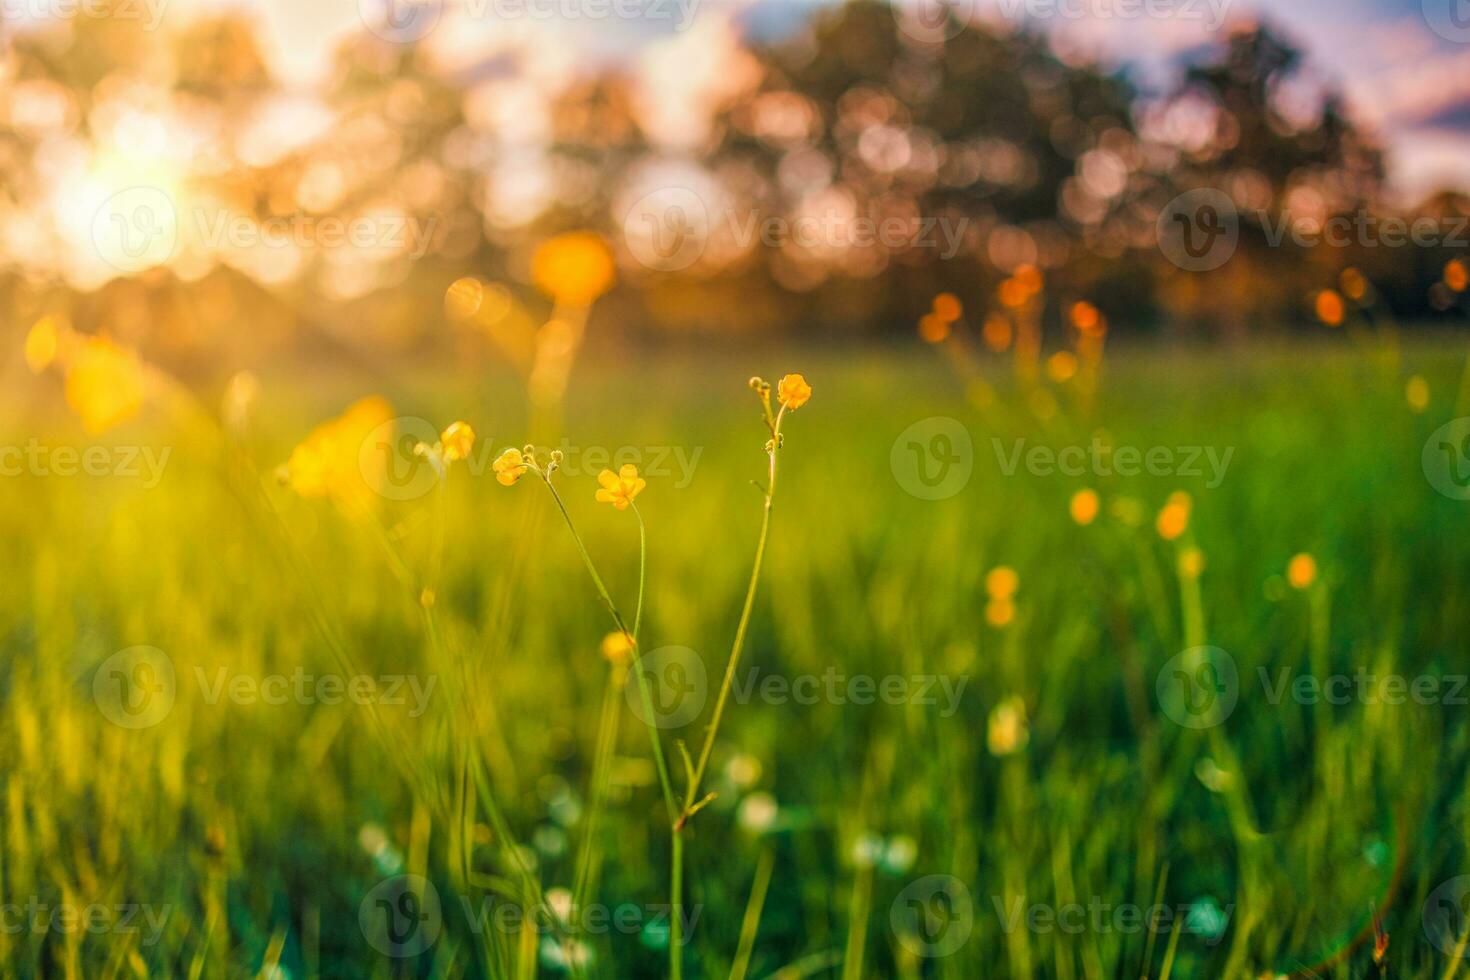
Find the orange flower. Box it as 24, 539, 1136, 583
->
985, 566, 1019, 600
1156, 491, 1192, 541
596, 464, 646, 510
532, 232, 616, 306
1446, 259, 1469, 293
1315, 289, 1345, 327
777, 373, 812, 411
918, 313, 951, 344
64, 337, 145, 434
1287, 553, 1317, 590
931, 292, 963, 322
493, 448, 529, 486
1069, 489, 1099, 526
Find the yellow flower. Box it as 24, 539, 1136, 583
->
1178, 547, 1206, 579
1069, 489, 1099, 526
1156, 491, 1192, 541
64, 337, 145, 434
777, 373, 812, 411
441, 422, 476, 462
985, 597, 1015, 628
1405, 375, 1430, 413
532, 232, 616, 306
601, 631, 635, 666
284, 396, 394, 507
25, 316, 60, 374
596, 464, 646, 510
987, 697, 1029, 756
985, 566, 1019, 600
494, 448, 529, 486
1287, 553, 1317, 590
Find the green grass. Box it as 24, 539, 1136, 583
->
3, 337, 1470, 978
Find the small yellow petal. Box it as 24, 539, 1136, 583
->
598, 468, 621, 490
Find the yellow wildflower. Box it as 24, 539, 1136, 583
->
284, 396, 394, 507
64, 337, 145, 434
987, 697, 1029, 756
776, 373, 812, 411
1287, 553, 1317, 590
985, 566, 1019, 600
1406, 375, 1430, 413
595, 464, 646, 510
601, 631, 635, 666
1069, 489, 1099, 526
1178, 547, 1206, 579
985, 597, 1015, 628
440, 421, 476, 462
493, 448, 529, 486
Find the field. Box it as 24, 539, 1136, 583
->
3, 336, 1470, 979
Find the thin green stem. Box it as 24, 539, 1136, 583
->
671, 828, 685, 980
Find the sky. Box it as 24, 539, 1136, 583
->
20, 0, 1470, 198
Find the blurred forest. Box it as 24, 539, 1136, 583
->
2, 0, 1467, 379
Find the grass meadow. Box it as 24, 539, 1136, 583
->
3, 336, 1470, 978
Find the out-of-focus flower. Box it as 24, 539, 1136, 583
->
25, 316, 60, 373
440, 422, 476, 462
932, 293, 962, 322
1070, 489, 1099, 526
65, 337, 145, 434
1046, 351, 1077, 382
987, 696, 1029, 756
1340, 267, 1368, 301
918, 313, 951, 344
494, 448, 529, 486
1287, 553, 1317, 590
1178, 547, 1206, 579
1314, 289, 1345, 327
737, 792, 778, 834
777, 373, 812, 411
1446, 259, 1469, 293
1070, 301, 1102, 334
1110, 495, 1145, 527
283, 396, 394, 507
1406, 375, 1430, 413
596, 464, 646, 510
985, 566, 1019, 600
983, 313, 1012, 351
1156, 491, 1192, 541
601, 631, 634, 666
532, 232, 616, 306
985, 598, 1015, 627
